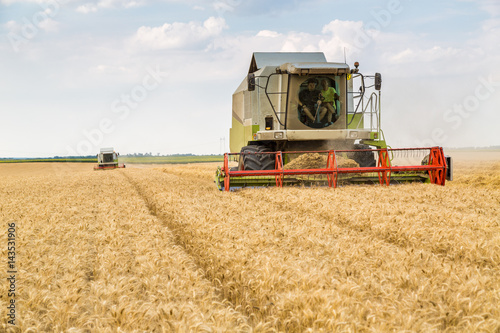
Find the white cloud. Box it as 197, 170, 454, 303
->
319, 20, 368, 60
38, 17, 59, 31
321, 19, 363, 37
76, 3, 98, 13
208, 19, 374, 62
130, 16, 228, 50
280, 32, 319, 53
236, 20, 379, 62
92, 64, 129, 74
389, 46, 461, 64
97, 0, 144, 8
75, 0, 146, 12
212, 0, 238, 13
477, 18, 500, 54
4, 20, 21, 32
256, 30, 281, 38
4, 14, 59, 35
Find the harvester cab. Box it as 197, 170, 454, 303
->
216, 52, 452, 191
94, 148, 125, 170
230, 52, 382, 155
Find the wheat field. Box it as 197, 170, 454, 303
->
0, 153, 499, 332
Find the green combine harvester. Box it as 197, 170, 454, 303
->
216, 52, 452, 191
94, 148, 125, 170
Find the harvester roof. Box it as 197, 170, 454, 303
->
100, 147, 115, 153
280, 62, 350, 75
249, 52, 326, 73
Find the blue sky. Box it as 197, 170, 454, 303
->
1, 0, 499, 157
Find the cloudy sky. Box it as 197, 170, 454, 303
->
1, 0, 499, 157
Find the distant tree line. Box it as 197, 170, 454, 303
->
122, 153, 223, 157
0, 156, 96, 160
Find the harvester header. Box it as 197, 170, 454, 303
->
216, 147, 450, 191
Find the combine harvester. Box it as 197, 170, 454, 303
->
215, 52, 452, 191
94, 147, 126, 170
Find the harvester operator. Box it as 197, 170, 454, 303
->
298, 78, 326, 124
319, 79, 339, 123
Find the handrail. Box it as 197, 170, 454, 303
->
264, 73, 287, 128
348, 92, 379, 132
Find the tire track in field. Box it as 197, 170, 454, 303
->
120, 171, 253, 327
122, 169, 297, 327
122, 167, 432, 329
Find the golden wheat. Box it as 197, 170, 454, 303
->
0, 156, 499, 332
0, 163, 248, 332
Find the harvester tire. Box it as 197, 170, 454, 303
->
239, 145, 275, 170
352, 144, 376, 167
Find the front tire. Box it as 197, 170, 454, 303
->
239, 145, 275, 170
351, 144, 376, 167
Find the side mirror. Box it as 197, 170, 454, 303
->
375, 73, 382, 90
248, 73, 255, 91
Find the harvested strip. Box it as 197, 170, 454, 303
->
284, 153, 359, 169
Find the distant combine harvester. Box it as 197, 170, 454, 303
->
94, 148, 126, 170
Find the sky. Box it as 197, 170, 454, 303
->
1, 0, 499, 157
